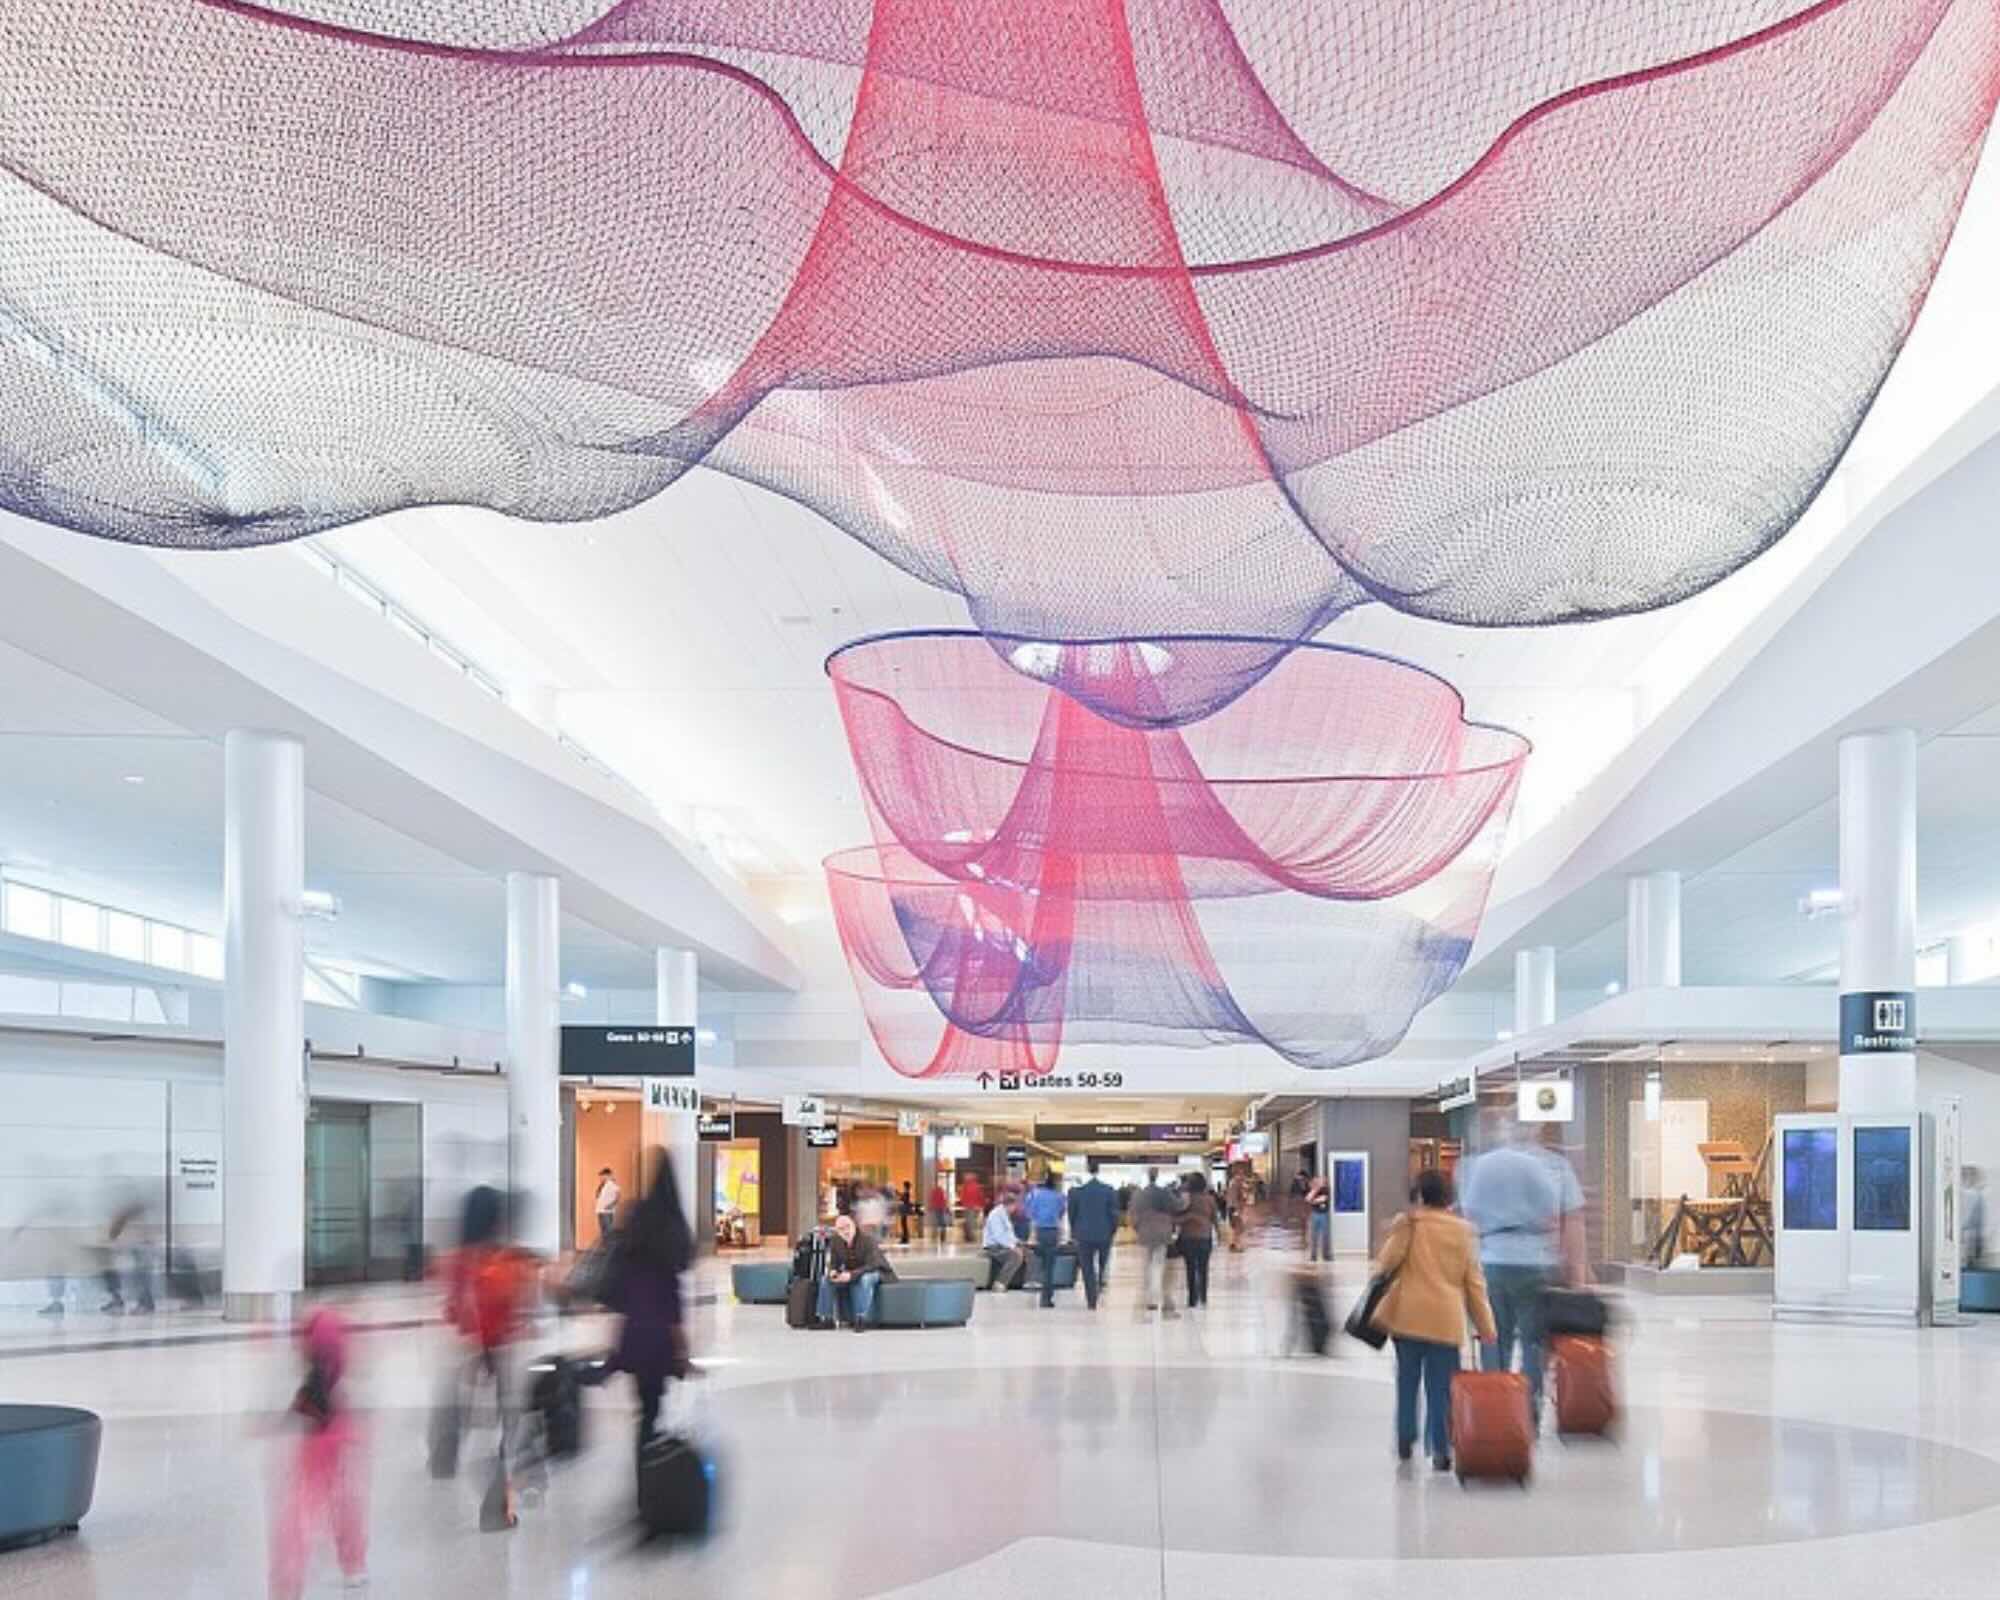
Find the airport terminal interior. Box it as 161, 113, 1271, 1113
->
7, 1, 2000, 1595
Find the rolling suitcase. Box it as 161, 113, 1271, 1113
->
1292, 1269, 1332, 1356
785, 1276, 821, 1329
638, 1431, 715, 1538
1550, 1335, 1617, 1436
1542, 1287, 1611, 1339
527, 1353, 586, 1460
1450, 1369, 1533, 1484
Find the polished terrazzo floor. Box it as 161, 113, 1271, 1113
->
5, 1249, 2000, 1597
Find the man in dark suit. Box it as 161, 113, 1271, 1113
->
1066, 1157, 1121, 1311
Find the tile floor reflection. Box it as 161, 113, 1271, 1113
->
5, 1254, 2000, 1597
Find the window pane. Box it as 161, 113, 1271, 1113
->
149, 924, 188, 971
57, 897, 101, 952
1783, 1128, 1838, 1230
106, 911, 147, 963
190, 934, 224, 980
1855, 1126, 1913, 1231
3, 884, 53, 941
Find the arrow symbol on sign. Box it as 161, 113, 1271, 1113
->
976, 1072, 994, 1089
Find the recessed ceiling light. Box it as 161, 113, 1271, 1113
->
564, 981, 589, 1000
1603, 980, 1622, 996
121, 774, 145, 785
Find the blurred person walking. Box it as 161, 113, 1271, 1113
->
271, 1308, 367, 1598
435, 1185, 541, 1530
1368, 1170, 1497, 1471
1067, 1158, 1120, 1309
1024, 1170, 1067, 1308
1177, 1173, 1218, 1309
1132, 1170, 1183, 1320
608, 1148, 694, 1450
1460, 1116, 1583, 1428
899, 1181, 915, 1246
927, 1179, 950, 1248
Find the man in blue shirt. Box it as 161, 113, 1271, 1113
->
1023, 1171, 1069, 1308
1460, 1117, 1584, 1425
1067, 1157, 1121, 1310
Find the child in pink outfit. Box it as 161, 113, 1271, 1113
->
271, 1308, 368, 1596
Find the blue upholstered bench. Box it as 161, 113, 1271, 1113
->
731, 1261, 792, 1305
1963, 1269, 2000, 1312
0, 1406, 100, 1550
872, 1279, 976, 1328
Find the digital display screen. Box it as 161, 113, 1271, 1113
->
1854, 1125, 1912, 1231
1333, 1158, 1365, 1215
1783, 1127, 1838, 1231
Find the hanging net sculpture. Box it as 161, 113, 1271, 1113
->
6, 0, 1998, 719
822, 632, 1527, 1077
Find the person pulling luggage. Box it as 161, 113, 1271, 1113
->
1366, 1170, 1497, 1472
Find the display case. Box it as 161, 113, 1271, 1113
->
1773, 1112, 1935, 1324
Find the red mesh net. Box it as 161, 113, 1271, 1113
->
823, 632, 1526, 1076
6, 2, 1996, 719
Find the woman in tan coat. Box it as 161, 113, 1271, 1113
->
1369, 1170, 1498, 1470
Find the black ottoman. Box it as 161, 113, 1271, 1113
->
0, 1405, 101, 1551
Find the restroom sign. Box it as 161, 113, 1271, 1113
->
1840, 990, 1917, 1054
645, 1078, 701, 1114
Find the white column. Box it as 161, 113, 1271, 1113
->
649, 948, 701, 1235
1625, 870, 1683, 989
1838, 730, 1917, 1113
506, 873, 562, 1257
223, 731, 305, 1322
1513, 946, 1556, 1036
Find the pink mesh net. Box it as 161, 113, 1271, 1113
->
6, 2, 1996, 719
823, 632, 1526, 1076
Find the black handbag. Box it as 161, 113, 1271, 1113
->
1541, 1286, 1610, 1339
1342, 1270, 1396, 1350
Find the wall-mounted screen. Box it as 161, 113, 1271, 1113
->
1783, 1127, 1838, 1231
1333, 1158, 1366, 1214
1854, 1125, 1912, 1231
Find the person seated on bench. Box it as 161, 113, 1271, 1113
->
982, 1198, 1026, 1290
816, 1215, 895, 1332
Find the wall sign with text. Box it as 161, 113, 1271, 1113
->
1840, 990, 1916, 1054
560, 1026, 695, 1077
1034, 1122, 1210, 1145
644, 1077, 701, 1114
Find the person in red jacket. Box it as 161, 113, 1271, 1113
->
927, 1181, 950, 1248
958, 1173, 987, 1243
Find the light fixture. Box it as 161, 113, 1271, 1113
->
121, 774, 145, 786
1496, 1028, 1514, 1043
564, 981, 589, 1000
297, 889, 342, 921
1604, 980, 1622, 996
1799, 887, 1843, 919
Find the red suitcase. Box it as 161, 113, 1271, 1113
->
1450, 1369, 1533, 1484
1550, 1335, 1617, 1436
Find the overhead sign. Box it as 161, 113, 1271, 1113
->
1005, 1142, 1028, 1165
1516, 1079, 1574, 1124
644, 1077, 700, 1115
896, 1110, 926, 1136
1438, 1074, 1477, 1112
1840, 990, 1917, 1054
804, 1124, 840, 1149
937, 1134, 973, 1160
963, 1069, 1128, 1092
560, 1026, 694, 1078
782, 1095, 827, 1128
697, 1112, 736, 1142
1035, 1122, 1210, 1145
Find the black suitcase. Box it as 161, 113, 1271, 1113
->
786, 1277, 821, 1329
527, 1353, 585, 1460
1294, 1270, 1332, 1355
638, 1432, 714, 1538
